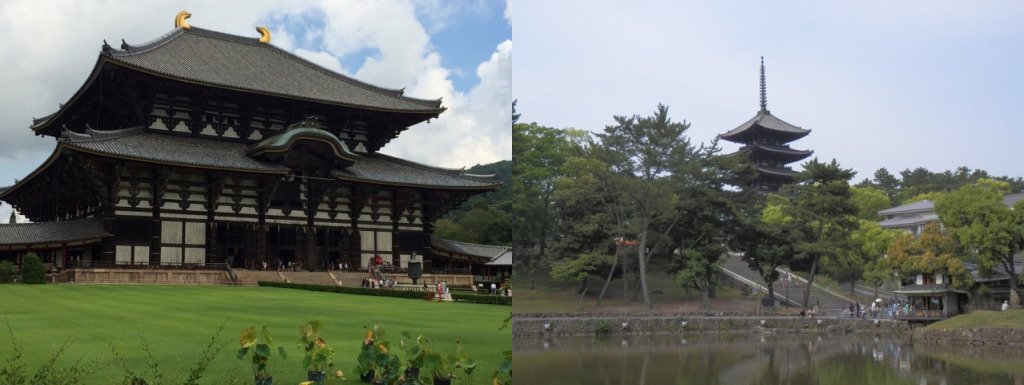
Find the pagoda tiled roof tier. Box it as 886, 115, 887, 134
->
50, 127, 497, 189
755, 165, 799, 178
734, 143, 813, 163
719, 110, 810, 143
108, 27, 443, 113
0, 218, 109, 247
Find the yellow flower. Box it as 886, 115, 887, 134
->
335, 370, 344, 378
364, 330, 374, 345
315, 337, 326, 348
299, 382, 314, 385
377, 344, 388, 355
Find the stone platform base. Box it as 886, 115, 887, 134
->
71, 269, 230, 285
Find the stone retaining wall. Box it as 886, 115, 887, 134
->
913, 327, 1024, 347
71, 269, 230, 285
513, 315, 910, 337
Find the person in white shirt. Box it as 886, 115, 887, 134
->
1002, 300, 1010, 311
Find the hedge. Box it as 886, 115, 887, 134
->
452, 292, 512, 306
257, 281, 511, 306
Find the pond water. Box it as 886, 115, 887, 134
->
515, 333, 1024, 385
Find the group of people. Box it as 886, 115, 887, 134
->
361, 277, 395, 289
845, 300, 909, 320
327, 261, 351, 272
470, 282, 511, 296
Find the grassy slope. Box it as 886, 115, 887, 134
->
0, 285, 510, 384
924, 309, 1024, 330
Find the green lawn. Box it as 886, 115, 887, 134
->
0, 285, 511, 384
925, 309, 1024, 330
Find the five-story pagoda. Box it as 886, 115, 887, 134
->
719, 57, 812, 192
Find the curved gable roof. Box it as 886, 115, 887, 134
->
31, 26, 446, 133
107, 27, 444, 113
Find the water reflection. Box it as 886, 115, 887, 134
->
514, 334, 1024, 385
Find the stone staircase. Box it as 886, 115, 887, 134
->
280, 271, 340, 286
232, 269, 285, 286
721, 253, 857, 316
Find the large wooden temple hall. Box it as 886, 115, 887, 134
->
0, 14, 502, 278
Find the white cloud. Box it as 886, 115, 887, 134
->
385, 40, 513, 168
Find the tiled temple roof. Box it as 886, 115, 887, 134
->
0, 218, 109, 246
107, 27, 443, 113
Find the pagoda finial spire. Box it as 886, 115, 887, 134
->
759, 56, 768, 113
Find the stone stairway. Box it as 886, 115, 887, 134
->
721, 253, 857, 316
232, 269, 285, 286
280, 271, 340, 286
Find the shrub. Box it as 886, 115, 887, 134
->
0, 260, 16, 283
257, 281, 512, 305
19, 253, 46, 284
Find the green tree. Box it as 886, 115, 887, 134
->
836, 219, 903, 295
785, 159, 858, 310
0, 260, 17, 283
597, 104, 696, 309
19, 253, 47, 284
549, 252, 614, 310
549, 150, 623, 306
935, 179, 1024, 306
873, 168, 901, 205
850, 187, 891, 220
672, 140, 758, 311
862, 259, 894, 299
734, 205, 800, 307
512, 122, 578, 288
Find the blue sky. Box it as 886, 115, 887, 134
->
514, 1, 1024, 183
0, 0, 511, 222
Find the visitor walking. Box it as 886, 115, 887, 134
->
490, 282, 497, 295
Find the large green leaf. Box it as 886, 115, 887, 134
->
254, 343, 270, 358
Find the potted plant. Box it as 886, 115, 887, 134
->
398, 331, 429, 382
355, 324, 402, 384
238, 325, 287, 385
298, 320, 335, 385
422, 340, 476, 385
492, 350, 511, 385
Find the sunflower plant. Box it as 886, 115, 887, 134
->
298, 320, 335, 374
355, 324, 403, 384
237, 324, 287, 383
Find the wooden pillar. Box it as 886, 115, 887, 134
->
305, 225, 316, 271
100, 164, 121, 264
257, 225, 269, 267
151, 168, 168, 266
256, 177, 276, 266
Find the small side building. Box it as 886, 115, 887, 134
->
894, 273, 967, 321
430, 237, 511, 284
